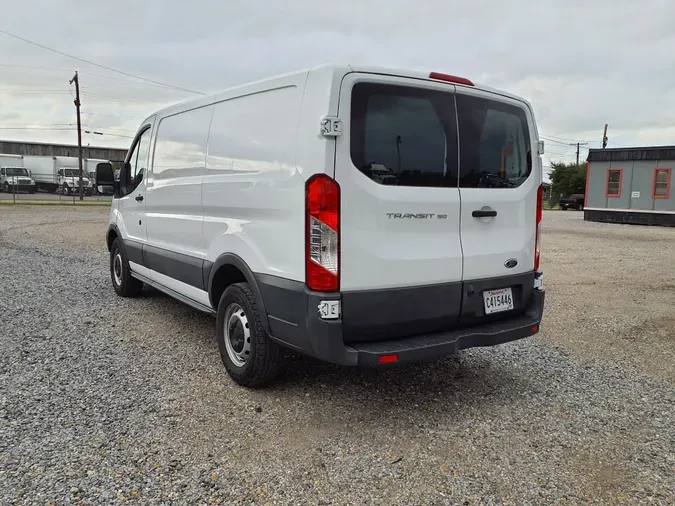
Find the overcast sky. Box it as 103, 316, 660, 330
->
1, 0, 673, 176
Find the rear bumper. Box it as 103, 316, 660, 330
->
349, 290, 543, 365
256, 272, 545, 366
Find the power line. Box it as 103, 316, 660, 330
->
541, 133, 592, 143
0, 63, 189, 98
0, 28, 204, 95
0, 125, 133, 139
80, 91, 146, 105
84, 130, 133, 139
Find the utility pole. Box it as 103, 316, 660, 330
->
602, 124, 608, 149
569, 142, 588, 165
69, 71, 84, 200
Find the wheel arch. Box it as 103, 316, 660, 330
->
207, 253, 272, 334
106, 223, 120, 252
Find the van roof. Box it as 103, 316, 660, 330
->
147, 63, 532, 123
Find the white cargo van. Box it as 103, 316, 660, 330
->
98, 65, 545, 387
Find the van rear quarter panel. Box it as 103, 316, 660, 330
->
203, 73, 314, 281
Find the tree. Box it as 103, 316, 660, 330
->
549, 161, 586, 199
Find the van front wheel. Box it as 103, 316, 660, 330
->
110, 238, 143, 297
217, 283, 282, 387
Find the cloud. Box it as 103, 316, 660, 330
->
0, 0, 671, 165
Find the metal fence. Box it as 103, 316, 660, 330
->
0, 186, 113, 204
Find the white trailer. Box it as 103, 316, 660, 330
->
0, 154, 24, 168
23, 155, 58, 192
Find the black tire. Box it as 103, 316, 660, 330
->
62, 185, 70, 195
560, 205, 567, 210
217, 283, 282, 387
577, 204, 584, 211
3, 183, 8, 193
110, 238, 143, 297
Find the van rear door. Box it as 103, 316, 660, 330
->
333, 73, 464, 340
454, 88, 540, 325
455, 88, 539, 280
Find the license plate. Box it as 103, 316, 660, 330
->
483, 287, 514, 314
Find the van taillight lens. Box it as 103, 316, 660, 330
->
534, 183, 543, 271
306, 174, 340, 292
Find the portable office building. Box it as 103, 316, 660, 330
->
585, 146, 674, 226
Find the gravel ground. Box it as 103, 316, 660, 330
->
0, 207, 673, 506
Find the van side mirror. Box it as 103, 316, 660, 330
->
96, 162, 114, 185
96, 162, 116, 196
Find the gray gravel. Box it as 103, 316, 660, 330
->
0, 207, 673, 505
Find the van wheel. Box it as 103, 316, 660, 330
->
217, 283, 282, 387
62, 185, 70, 195
110, 238, 143, 297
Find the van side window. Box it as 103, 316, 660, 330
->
350, 83, 458, 187
456, 94, 532, 188
129, 129, 151, 190
152, 106, 213, 179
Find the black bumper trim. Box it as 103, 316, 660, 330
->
349, 290, 543, 365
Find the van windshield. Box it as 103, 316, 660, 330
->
349, 83, 532, 188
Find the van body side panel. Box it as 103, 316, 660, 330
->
145, 105, 213, 264
203, 75, 308, 283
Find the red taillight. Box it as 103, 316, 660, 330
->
378, 354, 399, 364
534, 184, 543, 271
429, 72, 474, 87
306, 174, 340, 292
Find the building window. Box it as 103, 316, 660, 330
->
652, 168, 671, 199
606, 168, 622, 197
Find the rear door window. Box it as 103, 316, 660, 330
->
350, 83, 458, 187
456, 94, 532, 188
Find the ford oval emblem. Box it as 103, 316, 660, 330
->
504, 258, 518, 269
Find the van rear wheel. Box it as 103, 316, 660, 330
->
217, 283, 282, 387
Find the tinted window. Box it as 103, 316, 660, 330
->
456, 94, 532, 188
350, 83, 458, 187
153, 106, 213, 179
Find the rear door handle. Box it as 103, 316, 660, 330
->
135, 194, 144, 202
472, 209, 497, 218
